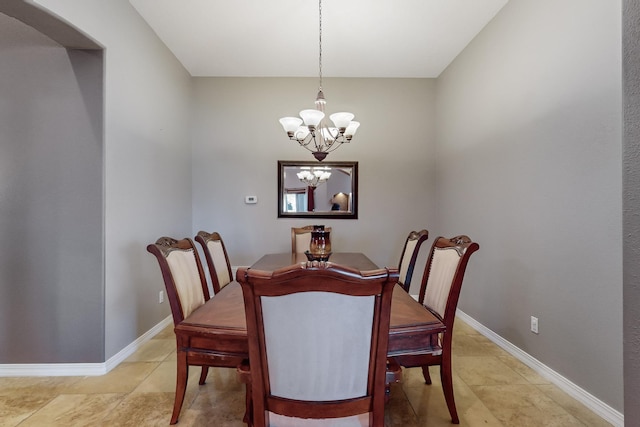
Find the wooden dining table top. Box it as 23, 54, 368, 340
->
175, 252, 445, 358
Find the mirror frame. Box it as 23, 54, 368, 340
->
278, 160, 358, 219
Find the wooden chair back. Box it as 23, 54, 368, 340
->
195, 230, 233, 294
147, 237, 210, 325
418, 235, 479, 328
397, 229, 429, 292
237, 263, 397, 427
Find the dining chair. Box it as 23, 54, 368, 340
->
147, 236, 244, 424
290, 225, 332, 253
236, 263, 397, 427
195, 230, 233, 294
397, 229, 429, 292
392, 235, 479, 424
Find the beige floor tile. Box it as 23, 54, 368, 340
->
404, 366, 491, 426
471, 384, 586, 427
452, 333, 511, 358
202, 367, 244, 392
405, 381, 459, 426
455, 356, 530, 386
0, 377, 83, 427
496, 355, 551, 385
536, 384, 613, 427
132, 359, 204, 419
154, 324, 176, 339
98, 392, 175, 426
124, 339, 174, 362
18, 393, 124, 427
64, 362, 159, 394
132, 360, 195, 393
457, 398, 505, 427
0, 393, 55, 427
187, 381, 247, 423
453, 318, 481, 336
384, 383, 420, 427
177, 407, 247, 427
165, 350, 177, 362
0, 376, 82, 395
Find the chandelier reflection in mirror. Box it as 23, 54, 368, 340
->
297, 167, 331, 188
278, 0, 360, 162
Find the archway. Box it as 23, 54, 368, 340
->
0, 3, 105, 364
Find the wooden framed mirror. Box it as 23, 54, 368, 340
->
278, 160, 358, 219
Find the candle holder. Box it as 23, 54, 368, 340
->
305, 228, 332, 261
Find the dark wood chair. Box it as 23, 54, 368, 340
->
195, 230, 234, 294
147, 237, 244, 424
291, 225, 332, 253
392, 235, 479, 424
236, 262, 397, 427
397, 229, 429, 292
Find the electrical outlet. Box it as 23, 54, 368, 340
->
159, 290, 165, 304
530, 316, 539, 334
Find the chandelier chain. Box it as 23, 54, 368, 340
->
318, 0, 322, 91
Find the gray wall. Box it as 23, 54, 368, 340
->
0, 12, 103, 363
32, 0, 193, 360
435, 0, 623, 411
191, 77, 437, 269
623, 0, 640, 422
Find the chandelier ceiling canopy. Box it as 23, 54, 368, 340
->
278, 0, 359, 162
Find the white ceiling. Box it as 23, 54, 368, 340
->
129, 0, 509, 78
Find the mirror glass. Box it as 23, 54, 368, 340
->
278, 160, 358, 219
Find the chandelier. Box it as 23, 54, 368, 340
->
297, 167, 331, 187
278, 0, 359, 162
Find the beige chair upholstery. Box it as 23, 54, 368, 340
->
147, 237, 243, 424
195, 231, 233, 294
397, 229, 429, 292
393, 235, 479, 424
237, 263, 397, 427
165, 249, 205, 318
291, 225, 332, 253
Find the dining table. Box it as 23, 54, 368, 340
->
174, 252, 445, 360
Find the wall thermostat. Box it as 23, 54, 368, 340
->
245, 195, 258, 204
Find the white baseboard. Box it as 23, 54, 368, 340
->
0, 315, 173, 377
455, 309, 623, 427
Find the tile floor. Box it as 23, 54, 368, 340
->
0, 319, 612, 426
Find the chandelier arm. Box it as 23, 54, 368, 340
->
293, 136, 318, 152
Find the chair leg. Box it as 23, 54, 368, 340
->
243, 382, 253, 426
199, 366, 209, 385
440, 355, 459, 424
421, 365, 432, 385
385, 358, 402, 403
171, 352, 189, 425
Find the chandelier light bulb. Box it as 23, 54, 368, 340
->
294, 126, 310, 141
344, 121, 360, 139
279, 117, 303, 137
299, 109, 325, 128
329, 112, 355, 131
